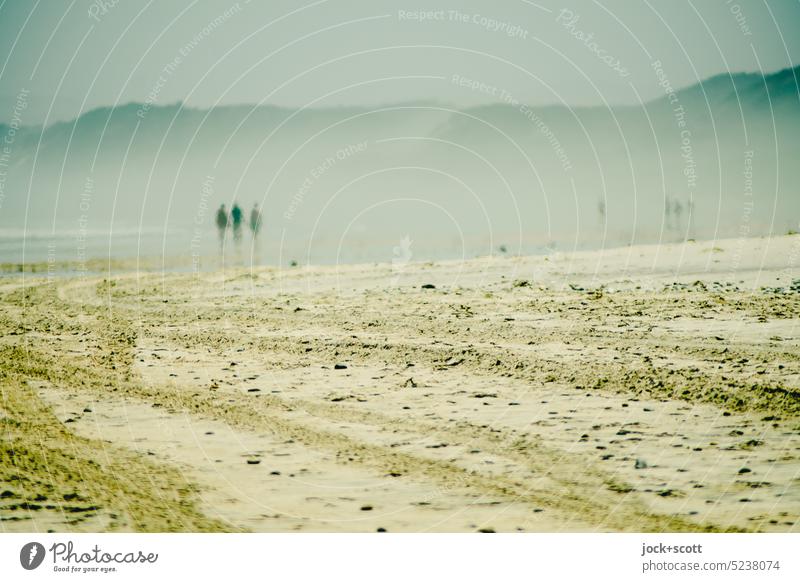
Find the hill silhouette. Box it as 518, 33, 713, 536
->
1, 65, 797, 262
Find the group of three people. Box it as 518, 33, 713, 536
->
216, 202, 262, 245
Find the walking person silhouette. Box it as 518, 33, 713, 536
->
231, 202, 243, 247
249, 203, 262, 239
215, 204, 229, 252
248, 203, 264, 266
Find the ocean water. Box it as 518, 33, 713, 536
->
0, 226, 559, 272
0, 227, 214, 266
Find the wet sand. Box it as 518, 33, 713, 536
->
1, 235, 799, 532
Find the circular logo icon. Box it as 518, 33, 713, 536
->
20, 542, 46, 570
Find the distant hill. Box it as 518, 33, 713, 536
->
1, 66, 798, 263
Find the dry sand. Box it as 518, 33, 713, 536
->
1, 235, 799, 532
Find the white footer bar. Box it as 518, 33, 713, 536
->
1, 533, 797, 581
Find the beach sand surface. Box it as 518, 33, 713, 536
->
1, 236, 799, 532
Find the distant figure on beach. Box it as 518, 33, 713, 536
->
673, 199, 683, 231
231, 202, 243, 244
249, 203, 263, 239
665, 197, 673, 230
215, 204, 229, 248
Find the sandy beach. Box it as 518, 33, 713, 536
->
1, 235, 799, 533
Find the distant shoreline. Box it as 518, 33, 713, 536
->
2, 232, 797, 278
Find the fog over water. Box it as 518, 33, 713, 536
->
0, 1, 798, 267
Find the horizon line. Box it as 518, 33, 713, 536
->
2, 62, 798, 130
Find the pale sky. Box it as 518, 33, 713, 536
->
1, 0, 799, 125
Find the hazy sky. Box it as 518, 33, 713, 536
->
1, 0, 799, 125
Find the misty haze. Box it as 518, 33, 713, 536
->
2, 65, 799, 266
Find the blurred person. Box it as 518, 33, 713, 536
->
664, 197, 673, 230
249, 203, 263, 239
231, 202, 243, 245
674, 199, 683, 232
215, 204, 229, 250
